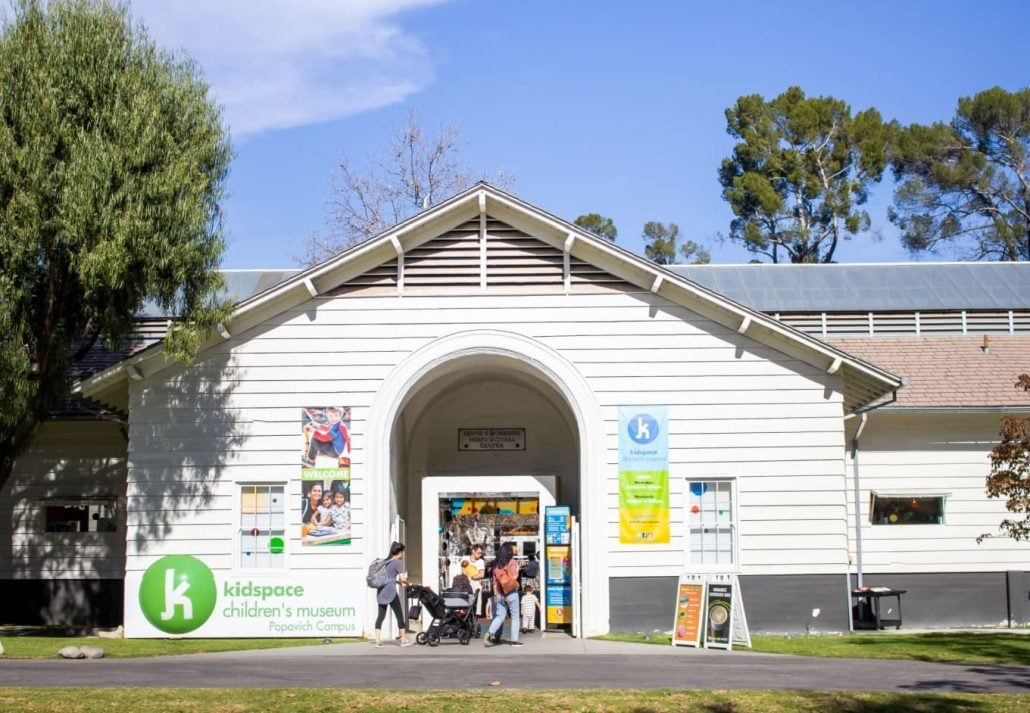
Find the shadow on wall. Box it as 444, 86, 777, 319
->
127, 353, 244, 557
0, 352, 243, 626
3, 420, 130, 626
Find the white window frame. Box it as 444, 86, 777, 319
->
683, 477, 738, 571
869, 491, 949, 526
234, 481, 289, 573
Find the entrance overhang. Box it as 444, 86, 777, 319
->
365, 329, 608, 636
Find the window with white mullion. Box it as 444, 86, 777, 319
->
239, 484, 286, 570
687, 479, 736, 568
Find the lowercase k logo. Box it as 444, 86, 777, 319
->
161, 567, 193, 621
139, 555, 217, 634
628, 413, 659, 444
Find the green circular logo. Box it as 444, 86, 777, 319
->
139, 555, 217, 634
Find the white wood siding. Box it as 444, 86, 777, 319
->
845, 412, 1026, 573
2, 421, 127, 579
126, 290, 849, 582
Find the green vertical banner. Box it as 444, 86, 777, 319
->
618, 406, 669, 544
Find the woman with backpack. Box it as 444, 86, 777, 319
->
484, 542, 521, 647
373, 542, 414, 648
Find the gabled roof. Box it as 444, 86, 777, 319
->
670, 263, 1030, 313
75, 183, 902, 413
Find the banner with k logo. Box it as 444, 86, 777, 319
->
618, 406, 670, 544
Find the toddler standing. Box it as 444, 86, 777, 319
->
520, 584, 540, 633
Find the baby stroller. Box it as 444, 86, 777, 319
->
407, 584, 479, 646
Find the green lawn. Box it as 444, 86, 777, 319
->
596, 632, 1030, 666
0, 689, 1026, 713
4, 631, 1029, 665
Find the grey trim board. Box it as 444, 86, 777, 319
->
609, 574, 849, 635
1009, 571, 1030, 626
609, 572, 1024, 634
855, 572, 1010, 628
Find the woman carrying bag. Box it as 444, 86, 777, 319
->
484, 542, 522, 647
373, 542, 414, 648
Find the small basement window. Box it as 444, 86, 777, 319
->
43, 498, 118, 533
870, 494, 945, 525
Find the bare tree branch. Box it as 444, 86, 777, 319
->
301, 110, 511, 266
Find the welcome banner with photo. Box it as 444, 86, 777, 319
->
300, 407, 352, 546
618, 406, 669, 544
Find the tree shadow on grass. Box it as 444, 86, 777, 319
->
847, 633, 1030, 666
623, 692, 1009, 713
900, 664, 1030, 694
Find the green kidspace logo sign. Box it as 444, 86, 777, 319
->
139, 555, 218, 634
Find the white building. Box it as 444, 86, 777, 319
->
3, 184, 1028, 635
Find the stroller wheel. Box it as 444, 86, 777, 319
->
428, 634, 441, 647
458, 631, 471, 645
415, 632, 427, 645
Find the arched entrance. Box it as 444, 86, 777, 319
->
365, 330, 608, 636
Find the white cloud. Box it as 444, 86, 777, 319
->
130, 0, 446, 138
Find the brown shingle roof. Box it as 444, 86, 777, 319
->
827, 336, 1030, 409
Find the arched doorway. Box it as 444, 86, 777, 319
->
364, 330, 608, 636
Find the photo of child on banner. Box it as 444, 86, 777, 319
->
300, 407, 352, 546
302, 406, 351, 469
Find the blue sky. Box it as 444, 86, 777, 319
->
131, 0, 1029, 269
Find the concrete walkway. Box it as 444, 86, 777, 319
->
1, 632, 1028, 693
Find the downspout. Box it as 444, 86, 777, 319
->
846, 387, 900, 631
851, 412, 869, 590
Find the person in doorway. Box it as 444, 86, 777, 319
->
522, 552, 539, 579
484, 542, 521, 647
374, 542, 414, 648
450, 572, 473, 593
520, 584, 541, 634
462, 544, 486, 618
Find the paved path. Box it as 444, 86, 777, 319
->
1, 634, 1028, 694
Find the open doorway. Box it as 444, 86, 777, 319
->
421, 476, 557, 632
437, 492, 541, 593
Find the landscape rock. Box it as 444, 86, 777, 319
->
79, 645, 106, 659
96, 625, 124, 639
58, 646, 84, 659
0, 640, 5, 656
